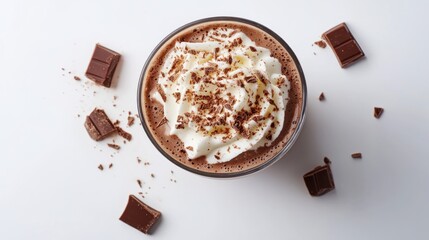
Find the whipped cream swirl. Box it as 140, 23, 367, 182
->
152, 27, 290, 164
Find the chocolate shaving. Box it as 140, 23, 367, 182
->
73, 76, 81, 81
109, 163, 113, 169
137, 179, 142, 188
374, 107, 384, 119
351, 153, 362, 159
314, 40, 327, 48
116, 127, 132, 141
319, 92, 325, 101
107, 143, 120, 150
98, 164, 104, 171
185, 146, 194, 151
172, 92, 181, 103
249, 46, 257, 52
127, 116, 135, 126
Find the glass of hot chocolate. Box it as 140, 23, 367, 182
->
137, 17, 307, 178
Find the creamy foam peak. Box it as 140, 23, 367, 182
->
152, 27, 290, 164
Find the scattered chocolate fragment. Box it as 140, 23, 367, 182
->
137, 157, 142, 164
319, 92, 325, 101
351, 152, 362, 159
303, 159, 335, 196
119, 195, 161, 234
137, 179, 143, 188
109, 163, 113, 169
107, 143, 120, 150
73, 76, 81, 81
374, 107, 384, 119
117, 127, 132, 141
98, 164, 104, 171
85, 44, 121, 87
314, 40, 327, 48
84, 108, 116, 141
322, 23, 365, 68
151, 173, 155, 178
127, 116, 135, 126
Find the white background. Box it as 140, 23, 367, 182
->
1, 0, 428, 239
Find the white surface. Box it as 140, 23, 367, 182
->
1, 0, 428, 239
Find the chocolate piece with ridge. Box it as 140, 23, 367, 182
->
85, 44, 121, 87
322, 23, 364, 68
374, 107, 384, 119
84, 108, 116, 141
119, 195, 161, 234
303, 160, 335, 196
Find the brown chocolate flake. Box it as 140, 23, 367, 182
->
351, 153, 362, 159
117, 127, 132, 141
172, 92, 181, 103
249, 46, 257, 52
98, 164, 104, 171
244, 76, 257, 83
137, 157, 142, 164
185, 146, 194, 151
319, 92, 325, 101
109, 163, 113, 169
73, 76, 81, 81
228, 56, 233, 64
127, 116, 135, 126
137, 179, 143, 188
374, 107, 384, 119
151, 173, 155, 178
314, 40, 327, 48
107, 143, 120, 150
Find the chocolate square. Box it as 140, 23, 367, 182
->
85, 44, 121, 87
322, 23, 365, 68
119, 195, 161, 234
303, 163, 335, 196
84, 108, 116, 141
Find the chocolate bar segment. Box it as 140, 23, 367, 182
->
303, 161, 335, 196
322, 23, 364, 68
84, 108, 116, 141
85, 44, 121, 87
119, 195, 161, 234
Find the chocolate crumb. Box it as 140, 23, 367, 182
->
324, 157, 331, 165
107, 143, 120, 150
113, 120, 120, 126
249, 46, 257, 52
98, 164, 104, 171
77, 114, 80, 117
117, 127, 132, 141
314, 40, 327, 48
127, 116, 135, 126
185, 146, 194, 151
61, 68, 65, 71
374, 107, 384, 119
171, 170, 174, 174
113, 96, 118, 100
137, 157, 142, 164
73, 76, 81, 81
351, 153, 362, 159
109, 163, 113, 168
319, 92, 325, 101
151, 173, 155, 178
137, 179, 142, 188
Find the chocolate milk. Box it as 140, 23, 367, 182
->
140, 20, 304, 175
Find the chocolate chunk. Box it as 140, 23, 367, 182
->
85, 44, 121, 87
351, 152, 362, 159
374, 107, 384, 119
119, 195, 161, 234
84, 108, 116, 141
116, 126, 132, 141
303, 160, 335, 196
322, 23, 365, 68
319, 92, 325, 101
314, 40, 327, 48
98, 164, 104, 171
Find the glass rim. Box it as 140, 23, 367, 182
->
137, 16, 307, 178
